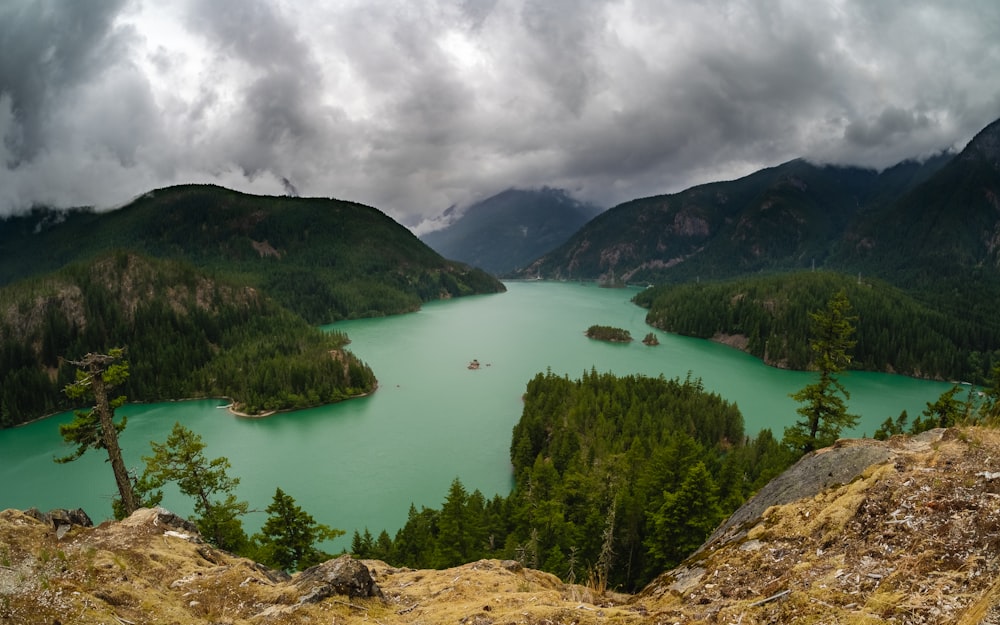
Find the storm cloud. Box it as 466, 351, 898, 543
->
1, 0, 998, 229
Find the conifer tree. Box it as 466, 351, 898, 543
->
55, 348, 138, 518
784, 290, 858, 453
255, 487, 343, 571
644, 462, 721, 571
138, 422, 249, 552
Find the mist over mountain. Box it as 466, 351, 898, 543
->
419, 188, 603, 275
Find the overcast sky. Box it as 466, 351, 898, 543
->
1, 0, 998, 231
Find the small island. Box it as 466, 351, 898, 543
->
642, 332, 660, 346
585, 325, 632, 343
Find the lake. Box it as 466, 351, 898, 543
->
0, 281, 956, 549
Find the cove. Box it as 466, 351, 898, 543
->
0, 281, 956, 550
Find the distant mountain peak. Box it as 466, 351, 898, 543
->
961, 117, 1000, 169
420, 187, 603, 275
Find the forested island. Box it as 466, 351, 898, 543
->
585, 325, 632, 343
349, 369, 794, 591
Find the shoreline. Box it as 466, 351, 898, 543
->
224, 383, 379, 419
8, 387, 379, 429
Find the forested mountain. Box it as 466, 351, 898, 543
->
831, 117, 1000, 294
517, 119, 1000, 292
0, 184, 505, 324
0, 184, 505, 427
419, 188, 602, 274
634, 271, 1000, 382
515, 152, 952, 285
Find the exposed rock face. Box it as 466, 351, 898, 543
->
24, 506, 93, 530
294, 554, 384, 602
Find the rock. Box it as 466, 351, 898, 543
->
24, 507, 93, 538
703, 438, 897, 549
293, 555, 384, 602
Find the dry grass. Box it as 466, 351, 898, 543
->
6, 428, 1000, 624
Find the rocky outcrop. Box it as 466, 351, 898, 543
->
24, 506, 93, 534
294, 554, 384, 602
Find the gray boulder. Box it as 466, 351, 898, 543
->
294, 555, 384, 603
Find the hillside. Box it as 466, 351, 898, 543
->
0, 184, 505, 324
419, 188, 602, 275
4, 427, 1000, 623
516, 153, 952, 285
0, 252, 376, 427
634, 271, 1000, 382
832, 117, 1000, 301
515, 118, 1000, 293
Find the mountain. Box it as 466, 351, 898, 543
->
516, 152, 954, 285
0, 184, 505, 324
833, 117, 1000, 287
419, 188, 603, 275
4, 427, 998, 623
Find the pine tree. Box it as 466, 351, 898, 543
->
784, 290, 859, 453
55, 348, 138, 518
255, 487, 344, 571
643, 462, 721, 570
139, 422, 249, 552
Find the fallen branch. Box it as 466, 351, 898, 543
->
749, 589, 791, 607
397, 603, 419, 615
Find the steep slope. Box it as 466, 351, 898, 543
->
5, 427, 1000, 624
641, 427, 1000, 624
0, 184, 505, 324
420, 187, 602, 274
516, 150, 954, 285
0, 252, 376, 427
836, 117, 1000, 286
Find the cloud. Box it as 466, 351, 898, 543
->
1, 0, 999, 224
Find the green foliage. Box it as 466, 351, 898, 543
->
138, 423, 249, 552
0, 185, 505, 324
908, 385, 972, 434
252, 488, 344, 572
644, 462, 721, 570
873, 410, 909, 441
0, 252, 377, 427
585, 325, 632, 342
783, 290, 859, 453
635, 270, 1000, 382
381, 369, 794, 592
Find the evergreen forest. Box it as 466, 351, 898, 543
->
634, 271, 1000, 384
0, 185, 505, 325
0, 252, 376, 427
353, 369, 796, 592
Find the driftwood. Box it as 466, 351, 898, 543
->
749, 589, 791, 607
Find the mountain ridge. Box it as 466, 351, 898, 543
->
512, 118, 1000, 291
0, 184, 506, 324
